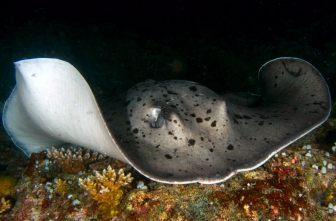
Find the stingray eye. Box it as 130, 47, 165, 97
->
149, 108, 165, 128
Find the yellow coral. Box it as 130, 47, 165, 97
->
53, 178, 67, 194
79, 166, 133, 217
0, 197, 11, 214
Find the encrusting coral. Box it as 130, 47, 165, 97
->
46, 146, 106, 173
0, 197, 11, 214
0, 175, 17, 198
79, 165, 133, 218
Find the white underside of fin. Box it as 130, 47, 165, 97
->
2, 58, 126, 162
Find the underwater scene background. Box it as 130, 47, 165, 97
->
1, 0, 336, 220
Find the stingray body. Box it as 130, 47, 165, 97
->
2, 57, 331, 184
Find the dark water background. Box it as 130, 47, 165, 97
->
0, 0, 335, 102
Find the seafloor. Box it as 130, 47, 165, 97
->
1, 2, 336, 221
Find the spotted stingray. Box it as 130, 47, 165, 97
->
103, 57, 331, 184
2, 57, 331, 184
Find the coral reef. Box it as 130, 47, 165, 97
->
0, 197, 11, 214
0, 175, 17, 197
46, 146, 106, 173
0, 151, 131, 221
79, 165, 133, 218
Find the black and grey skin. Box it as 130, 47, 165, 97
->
103, 57, 331, 184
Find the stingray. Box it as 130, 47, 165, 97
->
2, 57, 331, 184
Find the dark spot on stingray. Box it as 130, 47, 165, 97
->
194, 104, 199, 107
204, 117, 211, 121
209, 148, 214, 152
207, 109, 212, 114
156, 145, 160, 148
132, 128, 139, 134
234, 114, 243, 119
275, 75, 278, 79
201, 137, 204, 141
293, 107, 298, 110
188, 139, 196, 146
190, 113, 196, 117
170, 105, 177, 108
258, 121, 264, 126
163, 94, 168, 97
227, 144, 234, 150
259, 116, 269, 119
189, 86, 197, 91
165, 154, 173, 159
211, 121, 217, 127
126, 121, 130, 125
233, 117, 239, 124
196, 117, 203, 123
173, 120, 177, 123
168, 131, 174, 135
243, 115, 252, 119
174, 136, 178, 140
167, 90, 177, 95
142, 103, 146, 106
137, 97, 142, 102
